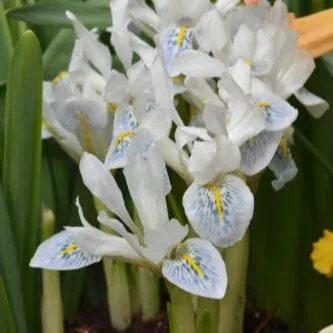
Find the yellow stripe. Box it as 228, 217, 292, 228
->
60, 243, 78, 257
248, 137, 255, 146
279, 138, 289, 161
212, 185, 223, 220
176, 25, 188, 47
76, 112, 93, 153
52, 70, 68, 87
115, 130, 136, 145
182, 254, 204, 277
256, 101, 270, 109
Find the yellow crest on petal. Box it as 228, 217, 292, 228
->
311, 230, 333, 278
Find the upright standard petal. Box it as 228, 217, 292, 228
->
123, 132, 170, 231
240, 130, 282, 176
194, 9, 227, 55
104, 105, 139, 169
79, 153, 135, 229
66, 11, 111, 78
162, 238, 227, 299
104, 70, 130, 104
183, 175, 254, 247
269, 138, 298, 191
30, 230, 102, 270
151, 56, 183, 125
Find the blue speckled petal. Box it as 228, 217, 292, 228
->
253, 94, 298, 131
240, 130, 282, 176
162, 238, 227, 299
30, 230, 102, 270
105, 105, 139, 169
161, 24, 193, 76
269, 139, 298, 191
183, 175, 254, 247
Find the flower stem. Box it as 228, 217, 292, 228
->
166, 282, 196, 333
197, 297, 219, 333
138, 268, 160, 321
41, 208, 65, 333
218, 232, 249, 333
96, 196, 132, 331
104, 259, 132, 331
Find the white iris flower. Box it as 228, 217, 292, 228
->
42, 12, 113, 162
31, 133, 228, 299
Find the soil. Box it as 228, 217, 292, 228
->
67, 303, 288, 333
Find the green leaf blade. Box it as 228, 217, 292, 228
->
6, 2, 111, 28
2, 30, 43, 333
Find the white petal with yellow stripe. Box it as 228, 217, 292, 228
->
159, 24, 193, 76
29, 230, 102, 270
183, 175, 254, 247
240, 130, 282, 176
105, 104, 139, 169
253, 93, 298, 131
162, 238, 227, 299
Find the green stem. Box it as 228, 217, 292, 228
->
129, 266, 141, 317
104, 260, 132, 331
218, 232, 249, 333
166, 282, 196, 333
138, 268, 160, 321
41, 208, 65, 333
96, 197, 132, 331
133, 208, 160, 321
197, 297, 218, 333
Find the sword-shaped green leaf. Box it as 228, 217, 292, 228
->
2, 30, 43, 333
6, 2, 111, 28
0, 183, 27, 333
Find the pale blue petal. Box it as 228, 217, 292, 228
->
105, 105, 139, 169
240, 130, 282, 176
160, 25, 193, 76
162, 238, 227, 299
253, 93, 298, 131
30, 230, 102, 270
183, 175, 254, 247
269, 139, 298, 191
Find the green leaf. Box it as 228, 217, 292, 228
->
2, 30, 43, 333
0, 184, 27, 333
43, 29, 75, 80
0, 274, 15, 333
6, 2, 111, 28
0, 3, 13, 83
248, 60, 333, 332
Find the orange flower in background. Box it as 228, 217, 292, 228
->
311, 230, 333, 278
243, 0, 260, 4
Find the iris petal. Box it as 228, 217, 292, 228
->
240, 130, 282, 176
105, 105, 139, 169
269, 139, 298, 191
254, 94, 298, 131
162, 238, 227, 299
183, 175, 254, 247
160, 24, 193, 76
30, 230, 102, 270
